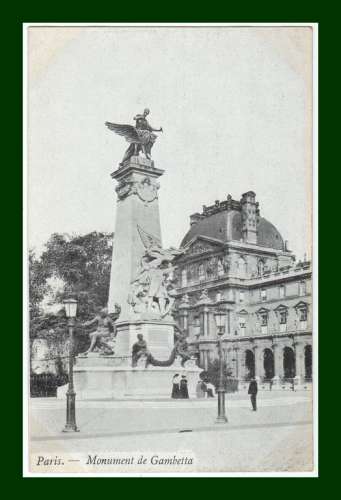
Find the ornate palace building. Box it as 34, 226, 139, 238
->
173, 191, 312, 388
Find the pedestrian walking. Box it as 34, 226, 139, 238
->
171, 373, 181, 399
196, 379, 206, 398
206, 381, 215, 398
180, 375, 189, 399
248, 377, 258, 411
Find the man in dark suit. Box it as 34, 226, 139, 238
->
248, 377, 258, 411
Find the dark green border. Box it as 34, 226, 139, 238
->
3, 1, 329, 490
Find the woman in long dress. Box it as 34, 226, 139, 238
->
180, 375, 189, 399
171, 374, 180, 399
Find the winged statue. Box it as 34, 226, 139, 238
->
105, 108, 163, 166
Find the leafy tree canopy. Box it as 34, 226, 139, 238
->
29, 231, 114, 338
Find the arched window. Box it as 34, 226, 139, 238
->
283, 347, 296, 379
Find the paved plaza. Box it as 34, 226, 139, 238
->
28, 392, 314, 474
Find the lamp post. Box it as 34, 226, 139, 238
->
214, 309, 228, 424
62, 297, 79, 433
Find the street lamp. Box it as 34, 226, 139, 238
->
214, 309, 228, 424
62, 297, 79, 433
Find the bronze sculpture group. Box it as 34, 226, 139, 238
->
105, 108, 163, 166
128, 227, 183, 318
131, 325, 193, 369
80, 304, 121, 356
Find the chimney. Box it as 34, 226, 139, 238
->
240, 191, 258, 244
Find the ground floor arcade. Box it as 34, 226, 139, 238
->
196, 333, 312, 384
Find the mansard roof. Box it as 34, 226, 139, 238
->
180, 195, 285, 251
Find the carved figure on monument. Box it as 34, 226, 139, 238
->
140, 324, 194, 369
116, 176, 160, 203
80, 305, 121, 356
105, 108, 163, 166
131, 334, 151, 368
128, 226, 183, 318
173, 324, 192, 367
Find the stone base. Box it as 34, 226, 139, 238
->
57, 355, 202, 400
114, 320, 175, 360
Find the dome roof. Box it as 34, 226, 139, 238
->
181, 212, 285, 251
257, 217, 285, 250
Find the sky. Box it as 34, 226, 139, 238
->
28, 26, 313, 259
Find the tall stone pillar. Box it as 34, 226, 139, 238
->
108, 156, 163, 317
107, 156, 174, 360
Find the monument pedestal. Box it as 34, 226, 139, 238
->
57, 355, 202, 400
114, 320, 174, 360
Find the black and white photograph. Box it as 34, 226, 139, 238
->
24, 23, 317, 476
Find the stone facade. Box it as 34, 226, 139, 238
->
172, 192, 312, 386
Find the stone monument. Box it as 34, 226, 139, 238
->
59, 110, 201, 399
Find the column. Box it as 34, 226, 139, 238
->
204, 350, 209, 370
178, 301, 190, 333
199, 350, 205, 369
233, 348, 240, 379
222, 307, 232, 335
272, 343, 283, 386
196, 292, 213, 337
294, 341, 305, 386
253, 345, 264, 381
199, 305, 211, 337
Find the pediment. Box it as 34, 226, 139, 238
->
182, 235, 224, 256
237, 309, 249, 316
256, 307, 270, 314
274, 303, 288, 311
294, 301, 309, 310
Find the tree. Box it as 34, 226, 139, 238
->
39, 231, 113, 317
201, 358, 237, 392
29, 249, 49, 319
29, 231, 114, 338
